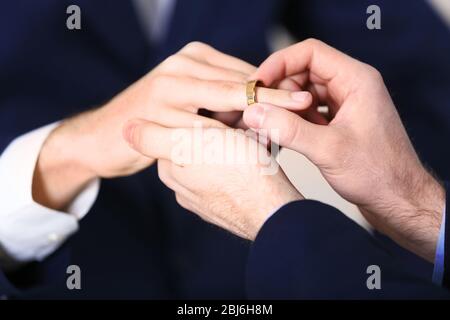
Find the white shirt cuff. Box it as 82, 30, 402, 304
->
0, 123, 100, 267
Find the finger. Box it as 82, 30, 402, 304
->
210, 111, 243, 127
180, 42, 256, 75
243, 103, 328, 158
211, 111, 248, 129
152, 76, 313, 112
160, 54, 248, 83
234, 117, 248, 130
157, 159, 197, 198
273, 68, 344, 122
157, 159, 180, 191
151, 106, 228, 129
276, 75, 327, 125
158, 160, 200, 213
198, 108, 243, 129
123, 119, 229, 164
277, 78, 302, 91
304, 108, 329, 125
277, 73, 309, 91
174, 192, 198, 213
256, 86, 313, 111
252, 39, 366, 105
123, 120, 182, 161
306, 82, 341, 119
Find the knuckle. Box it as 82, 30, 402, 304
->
304, 38, 323, 47
157, 166, 171, 185
365, 65, 383, 82
175, 193, 189, 210
359, 65, 386, 93
161, 54, 187, 72
175, 193, 183, 203
266, 50, 281, 64
181, 41, 210, 54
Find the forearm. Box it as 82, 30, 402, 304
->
398, 171, 445, 262
363, 169, 445, 263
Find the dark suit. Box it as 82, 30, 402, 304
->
247, 197, 450, 299
0, 0, 449, 299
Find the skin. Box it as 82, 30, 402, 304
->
37, 38, 444, 264
32, 42, 312, 212
126, 39, 445, 262
243, 39, 445, 262
123, 121, 303, 240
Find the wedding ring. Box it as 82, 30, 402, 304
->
246, 80, 261, 106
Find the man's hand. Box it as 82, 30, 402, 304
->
33, 42, 312, 211
123, 121, 303, 240
243, 39, 445, 261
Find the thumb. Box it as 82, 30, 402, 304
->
243, 103, 327, 158
123, 119, 175, 160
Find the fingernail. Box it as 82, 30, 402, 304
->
244, 104, 265, 128
123, 121, 137, 147
290, 91, 310, 103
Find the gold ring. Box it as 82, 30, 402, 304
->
246, 80, 261, 106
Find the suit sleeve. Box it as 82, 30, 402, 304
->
246, 200, 450, 299
0, 5, 82, 297
443, 182, 450, 288
0, 117, 86, 300
0, 242, 71, 299
0, 123, 100, 266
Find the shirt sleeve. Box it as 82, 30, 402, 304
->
432, 205, 446, 285
0, 123, 100, 269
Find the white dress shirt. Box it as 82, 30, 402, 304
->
0, 124, 100, 268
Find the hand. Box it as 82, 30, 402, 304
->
243, 39, 445, 261
33, 42, 312, 210
123, 121, 303, 240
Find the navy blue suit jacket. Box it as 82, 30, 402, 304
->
0, 0, 449, 299
247, 198, 450, 299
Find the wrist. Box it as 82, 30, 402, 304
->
407, 171, 445, 260
32, 118, 98, 210
380, 169, 445, 262
248, 187, 303, 240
